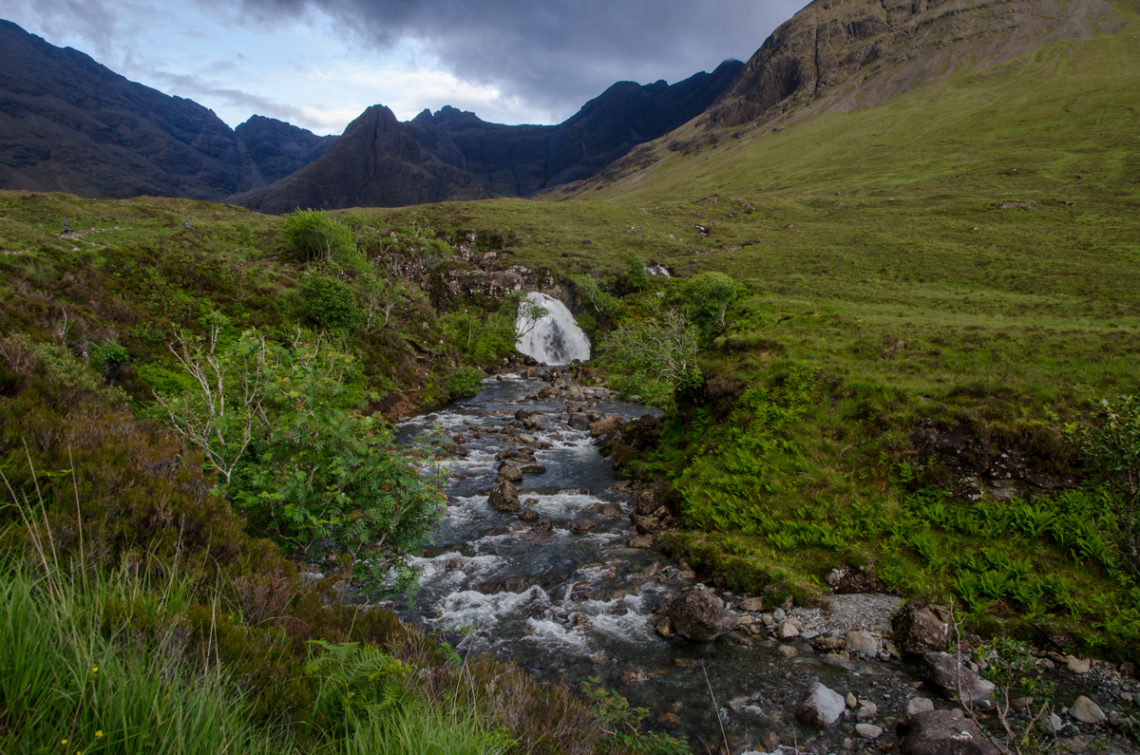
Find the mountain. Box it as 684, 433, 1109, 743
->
574, 0, 1125, 193
0, 20, 332, 200
234, 61, 744, 212
234, 115, 337, 185
703, 0, 1120, 130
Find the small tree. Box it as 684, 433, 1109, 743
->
599, 310, 701, 407
282, 209, 358, 266
1079, 395, 1140, 579
680, 272, 740, 344
156, 329, 443, 583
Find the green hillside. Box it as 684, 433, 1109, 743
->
1, 3, 1139, 751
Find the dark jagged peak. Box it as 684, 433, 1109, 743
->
704, 0, 1123, 130
412, 106, 486, 127
230, 104, 489, 213
243, 59, 745, 210
234, 115, 336, 185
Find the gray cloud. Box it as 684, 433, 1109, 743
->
203, 0, 808, 119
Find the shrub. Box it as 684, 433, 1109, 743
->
599, 310, 701, 407
446, 365, 484, 399
282, 209, 358, 265
299, 271, 363, 333
680, 271, 740, 344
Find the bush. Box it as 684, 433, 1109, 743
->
155, 330, 444, 583
299, 271, 363, 333
282, 209, 358, 266
681, 271, 740, 344
446, 365, 484, 399
599, 310, 701, 407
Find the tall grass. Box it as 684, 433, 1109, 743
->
0, 555, 281, 754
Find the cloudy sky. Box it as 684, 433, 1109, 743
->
4, 0, 807, 135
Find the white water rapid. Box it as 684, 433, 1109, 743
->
515, 292, 591, 366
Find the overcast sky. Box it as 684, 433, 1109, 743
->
4, 0, 807, 135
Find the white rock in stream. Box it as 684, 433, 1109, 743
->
796, 683, 847, 727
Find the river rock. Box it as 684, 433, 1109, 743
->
776, 619, 802, 640
1065, 655, 1092, 674
634, 490, 657, 515
628, 535, 654, 548
906, 697, 935, 718
740, 597, 764, 612
898, 710, 1000, 755
893, 601, 951, 655
568, 412, 591, 430
497, 462, 524, 483
796, 682, 846, 727
595, 502, 623, 518
488, 480, 520, 511
665, 588, 740, 641
856, 723, 884, 739
777, 644, 799, 659
519, 509, 539, 523
920, 652, 995, 704
589, 415, 623, 438
846, 629, 879, 658
1069, 696, 1105, 724
570, 518, 596, 535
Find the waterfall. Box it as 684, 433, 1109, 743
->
515, 292, 591, 366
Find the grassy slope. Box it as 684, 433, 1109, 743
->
370, 8, 1140, 653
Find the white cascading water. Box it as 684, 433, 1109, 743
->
515, 292, 591, 366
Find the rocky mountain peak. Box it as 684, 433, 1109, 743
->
706, 0, 1122, 129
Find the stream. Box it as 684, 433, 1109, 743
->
393, 369, 927, 753
384, 296, 1136, 753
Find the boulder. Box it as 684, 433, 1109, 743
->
796, 683, 846, 728
665, 588, 740, 641
568, 412, 591, 430
589, 415, 623, 438
898, 710, 1000, 755
519, 509, 539, 523
920, 652, 995, 704
1069, 695, 1105, 725
595, 502, 623, 518
634, 490, 657, 515
894, 601, 951, 655
488, 480, 520, 511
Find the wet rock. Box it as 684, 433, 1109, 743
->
920, 652, 995, 704
595, 502, 623, 518
906, 697, 935, 718
898, 709, 1000, 755
532, 520, 553, 533
1069, 696, 1105, 725
796, 682, 846, 727
524, 497, 540, 506
628, 535, 654, 548
519, 509, 539, 523
846, 629, 879, 658
568, 412, 591, 430
777, 644, 799, 659
821, 653, 856, 672
589, 415, 623, 438
570, 518, 596, 535
894, 601, 951, 655
488, 480, 520, 511
665, 587, 740, 641
520, 462, 547, 475
497, 462, 524, 483
514, 408, 532, 421
655, 617, 673, 638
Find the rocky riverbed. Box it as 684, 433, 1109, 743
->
390, 366, 1139, 754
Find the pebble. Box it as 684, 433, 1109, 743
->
856, 702, 878, 721
855, 723, 883, 739
846, 692, 858, 709
777, 644, 799, 659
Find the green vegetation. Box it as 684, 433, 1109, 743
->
1, 3, 1139, 747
